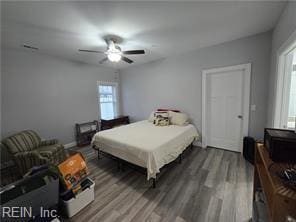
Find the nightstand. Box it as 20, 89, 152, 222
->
75, 120, 99, 147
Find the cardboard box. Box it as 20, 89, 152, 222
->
58, 153, 88, 190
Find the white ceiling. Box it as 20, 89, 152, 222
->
1, 1, 286, 69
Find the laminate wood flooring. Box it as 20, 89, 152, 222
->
68, 146, 253, 222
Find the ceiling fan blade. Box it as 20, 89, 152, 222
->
123, 50, 145, 55
99, 57, 108, 64
122, 56, 133, 64
79, 49, 104, 53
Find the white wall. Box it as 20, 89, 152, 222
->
1, 48, 118, 144
267, 2, 296, 127
120, 31, 272, 140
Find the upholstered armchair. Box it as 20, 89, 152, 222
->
2, 130, 66, 175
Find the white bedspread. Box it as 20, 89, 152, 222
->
91, 120, 199, 179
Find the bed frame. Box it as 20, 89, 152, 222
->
92, 141, 194, 188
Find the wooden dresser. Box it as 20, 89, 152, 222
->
253, 143, 296, 222
100, 115, 129, 130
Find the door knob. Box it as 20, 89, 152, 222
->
238, 115, 243, 119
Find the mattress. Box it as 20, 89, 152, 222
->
92, 120, 199, 179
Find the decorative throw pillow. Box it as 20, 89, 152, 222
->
168, 111, 189, 126
153, 111, 170, 126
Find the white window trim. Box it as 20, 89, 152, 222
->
97, 81, 120, 119
273, 29, 296, 129
201, 63, 251, 150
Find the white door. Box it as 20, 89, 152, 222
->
202, 64, 251, 152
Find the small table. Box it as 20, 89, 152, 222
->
75, 120, 99, 147
100, 115, 129, 130
253, 144, 296, 222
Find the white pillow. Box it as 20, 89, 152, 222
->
148, 111, 155, 122
169, 111, 189, 126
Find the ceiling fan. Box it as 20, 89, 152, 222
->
78, 37, 145, 64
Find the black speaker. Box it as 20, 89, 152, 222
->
243, 136, 255, 164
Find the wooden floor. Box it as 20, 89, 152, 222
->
69, 146, 253, 222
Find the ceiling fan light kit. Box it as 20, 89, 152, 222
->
78, 36, 145, 65
106, 42, 122, 62
107, 53, 122, 62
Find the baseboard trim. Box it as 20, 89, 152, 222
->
64, 141, 77, 149
193, 140, 202, 147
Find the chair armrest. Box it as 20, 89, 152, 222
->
14, 151, 48, 164
13, 151, 49, 175
40, 139, 59, 146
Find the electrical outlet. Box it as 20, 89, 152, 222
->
251, 104, 256, 111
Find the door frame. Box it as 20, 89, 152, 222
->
201, 63, 251, 151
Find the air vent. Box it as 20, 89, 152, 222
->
23, 45, 39, 50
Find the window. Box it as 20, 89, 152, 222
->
97, 82, 118, 120
275, 45, 296, 129
288, 60, 296, 128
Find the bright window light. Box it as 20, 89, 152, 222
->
287, 53, 296, 128
98, 83, 118, 120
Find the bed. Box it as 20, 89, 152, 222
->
91, 120, 199, 187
